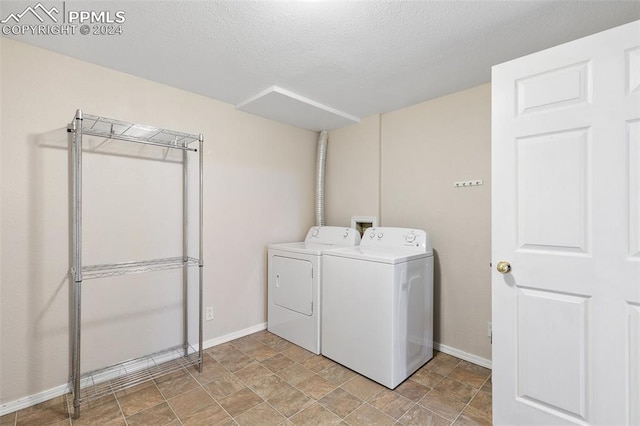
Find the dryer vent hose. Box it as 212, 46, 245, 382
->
315, 130, 328, 227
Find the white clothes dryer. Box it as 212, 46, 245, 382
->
321, 227, 433, 388
268, 226, 361, 354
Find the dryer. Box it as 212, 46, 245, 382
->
267, 226, 361, 354
322, 227, 433, 388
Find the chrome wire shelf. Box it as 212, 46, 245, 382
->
81, 256, 200, 280
79, 114, 200, 151
69, 109, 204, 419
75, 345, 200, 404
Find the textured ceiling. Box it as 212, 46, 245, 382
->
2, 1, 640, 130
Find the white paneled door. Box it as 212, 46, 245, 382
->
492, 20, 640, 425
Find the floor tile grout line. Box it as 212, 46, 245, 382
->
395, 400, 419, 426
211, 345, 317, 424
411, 358, 482, 424
137, 370, 199, 425
190, 354, 242, 424
6, 411, 16, 426
449, 373, 492, 425
155, 365, 193, 425
197, 380, 235, 424
362, 400, 401, 425
157, 380, 185, 426
63, 392, 71, 424
444, 362, 485, 425
407, 388, 444, 424
225, 337, 388, 423
412, 387, 459, 425
115, 376, 164, 425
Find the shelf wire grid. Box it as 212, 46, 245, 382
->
75, 345, 200, 404
81, 114, 200, 151
81, 256, 200, 280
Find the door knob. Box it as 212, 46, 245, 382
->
496, 261, 511, 274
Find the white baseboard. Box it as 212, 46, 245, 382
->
0, 322, 268, 417
434, 341, 492, 369
0, 383, 69, 416
201, 322, 267, 350
1, 326, 488, 416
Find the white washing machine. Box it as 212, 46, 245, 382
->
267, 226, 361, 354
321, 227, 433, 388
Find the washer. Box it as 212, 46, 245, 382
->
268, 226, 361, 354
321, 227, 433, 388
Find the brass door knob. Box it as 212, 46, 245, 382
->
496, 261, 511, 274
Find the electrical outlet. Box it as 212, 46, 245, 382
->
487, 321, 492, 343
205, 307, 214, 321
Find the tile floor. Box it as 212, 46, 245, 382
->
0, 331, 492, 425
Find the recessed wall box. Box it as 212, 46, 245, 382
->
351, 216, 378, 237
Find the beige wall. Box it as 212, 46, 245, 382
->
325, 114, 381, 227
328, 84, 492, 362
0, 39, 318, 404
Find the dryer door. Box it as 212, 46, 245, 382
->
272, 256, 313, 316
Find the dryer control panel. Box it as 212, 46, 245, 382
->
304, 226, 361, 246
361, 227, 432, 253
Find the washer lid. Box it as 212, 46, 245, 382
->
324, 246, 431, 264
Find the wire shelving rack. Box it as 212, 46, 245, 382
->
68, 110, 204, 419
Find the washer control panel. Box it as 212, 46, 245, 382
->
361, 227, 431, 252
305, 226, 361, 246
